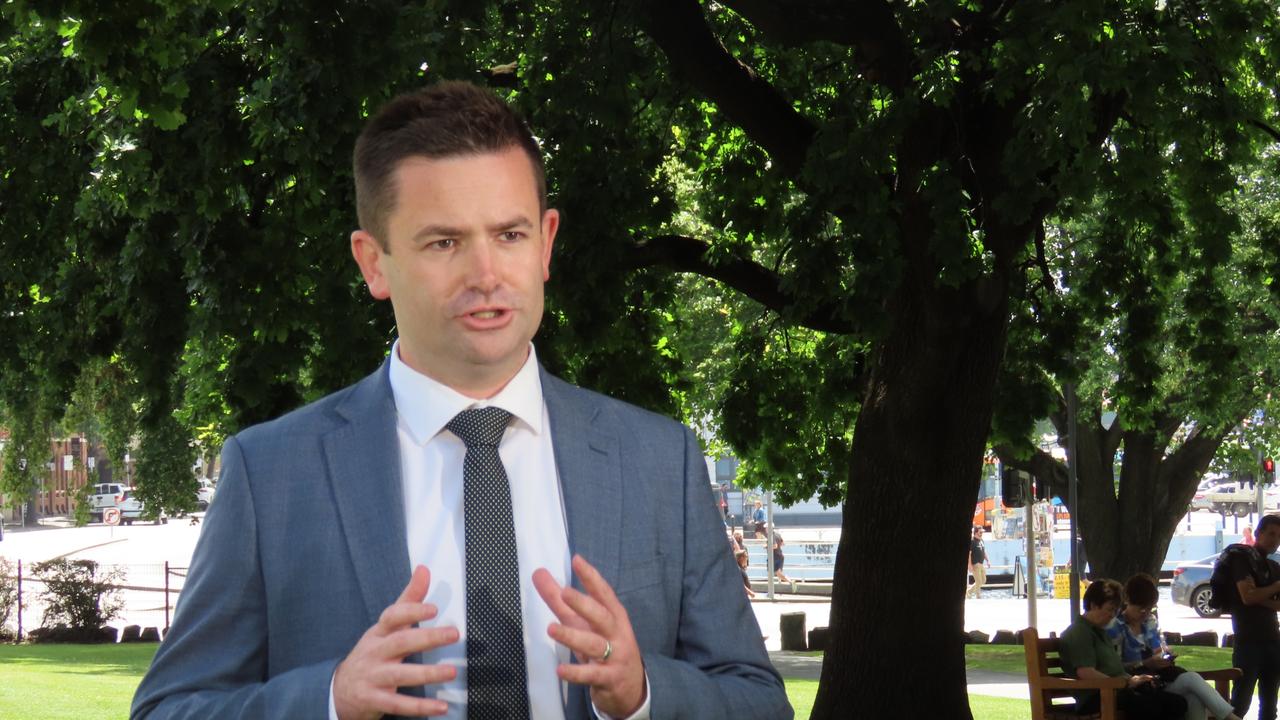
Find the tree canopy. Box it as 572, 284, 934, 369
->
3, 2, 1279, 717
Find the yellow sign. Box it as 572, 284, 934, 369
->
1053, 567, 1087, 599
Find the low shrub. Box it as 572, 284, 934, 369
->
30, 558, 123, 642
0, 556, 17, 635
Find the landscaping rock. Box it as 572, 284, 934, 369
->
965, 630, 990, 645
808, 627, 829, 652
780, 612, 807, 651
120, 624, 142, 643
140, 626, 161, 642
991, 629, 1022, 645
1180, 631, 1218, 647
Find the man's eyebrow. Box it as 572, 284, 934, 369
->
489, 216, 534, 233
411, 224, 466, 242
409, 217, 535, 243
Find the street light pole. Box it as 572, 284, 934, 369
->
1067, 381, 1082, 620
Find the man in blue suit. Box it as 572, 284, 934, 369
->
131, 81, 789, 719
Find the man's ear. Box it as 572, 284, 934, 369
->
351, 229, 391, 299
540, 208, 559, 281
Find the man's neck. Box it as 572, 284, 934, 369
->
396, 345, 530, 399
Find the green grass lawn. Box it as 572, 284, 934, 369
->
784, 678, 1031, 718
0, 643, 156, 719
0, 642, 1243, 719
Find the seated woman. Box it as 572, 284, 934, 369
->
1059, 579, 1187, 720
1108, 574, 1242, 720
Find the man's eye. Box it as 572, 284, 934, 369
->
501, 231, 523, 242
429, 238, 456, 250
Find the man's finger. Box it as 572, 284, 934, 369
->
572, 554, 623, 611
367, 689, 451, 718
547, 622, 610, 663
377, 600, 439, 634
374, 661, 459, 689
377, 625, 462, 661
559, 585, 613, 634
533, 567, 583, 627
557, 661, 610, 687
398, 564, 431, 604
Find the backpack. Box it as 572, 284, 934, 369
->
1209, 543, 1264, 610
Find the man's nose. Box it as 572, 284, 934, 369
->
464, 238, 500, 292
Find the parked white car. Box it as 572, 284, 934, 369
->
118, 489, 166, 525
196, 480, 216, 510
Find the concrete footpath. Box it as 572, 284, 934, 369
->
753, 592, 1242, 706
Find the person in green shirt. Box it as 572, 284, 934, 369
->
1058, 579, 1186, 719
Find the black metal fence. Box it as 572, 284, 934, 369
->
0, 559, 187, 642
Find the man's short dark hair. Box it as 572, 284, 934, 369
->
353, 80, 546, 249
1123, 573, 1159, 608
1257, 515, 1280, 536
1082, 579, 1123, 611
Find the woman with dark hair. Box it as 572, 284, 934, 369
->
1058, 579, 1187, 719
1108, 574, 1242, 720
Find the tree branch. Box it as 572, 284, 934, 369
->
717, 0, 913, 92
629, 234, 855, 334
1249, 118, 1280, 143
639, 0, 818, 176
1033, 222, 1056, 297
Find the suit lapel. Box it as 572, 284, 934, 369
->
323, 361, 411, 626
541, 370, 623, 596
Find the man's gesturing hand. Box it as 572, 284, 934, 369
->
533, 555, 646, 719
333, 565, 460, 720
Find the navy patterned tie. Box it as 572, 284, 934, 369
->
447, 407, 530, 720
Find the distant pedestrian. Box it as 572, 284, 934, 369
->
752, 499, 766, 536
732, 530, 746, 553
1220, 515, 1280, 720
967, 526, 990, 599
736, 551, 756, 599
772, 532, 795, 593
1244, 526, 1255, 546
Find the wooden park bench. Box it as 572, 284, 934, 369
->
1022, 627, 1239, 720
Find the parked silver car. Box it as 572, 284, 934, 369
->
1171, 554, 1220, 617
1171, 550, 1280, 618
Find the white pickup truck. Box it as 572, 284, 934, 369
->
87, 482, 129, 522
1195, 481, 1280, 517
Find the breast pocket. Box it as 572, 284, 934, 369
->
616, 554, 665, 595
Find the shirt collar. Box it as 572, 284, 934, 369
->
388, 340, 544, 446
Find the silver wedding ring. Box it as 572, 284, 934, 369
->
599, 639, 613, 663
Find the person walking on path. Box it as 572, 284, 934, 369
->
1222, 514, 1280, 720
736, 551, 756, 599
771, 532, 795, 594
967, 526, 990, 599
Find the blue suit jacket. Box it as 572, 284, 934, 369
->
131, 363, 790, 719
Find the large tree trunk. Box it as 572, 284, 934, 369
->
1078, 424, 1229, 580
1001, 408, 1231, 581
811, 273, 1009, 719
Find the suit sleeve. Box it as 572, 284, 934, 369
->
130, 436, 337, 719
641, 427, 793, 719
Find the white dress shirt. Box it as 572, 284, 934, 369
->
328, 342, 649, 719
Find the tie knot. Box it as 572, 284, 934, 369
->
446, 407, 512, 448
